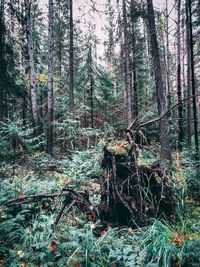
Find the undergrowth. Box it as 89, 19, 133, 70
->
1, 134, 200, 266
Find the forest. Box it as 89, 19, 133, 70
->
0, 0, 200, 266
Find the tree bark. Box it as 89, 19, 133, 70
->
146, 0, 172, 162
69, 0, 74, 113
176, 0, 184, 150
165, 0, 171, 109
0, 0, 5, 121
88, 45, 94, 128
130, 0, 138, 118
122, 0, 132, 127
187, 0, 199, 154
25, 0, 39, 127
47, 0, 54, 155
186, 0, 192, 148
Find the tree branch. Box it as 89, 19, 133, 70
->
128, 93, 200, 131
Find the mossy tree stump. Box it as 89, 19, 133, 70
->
98, 141, 175, 227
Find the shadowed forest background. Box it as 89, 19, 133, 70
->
0, 0, 200, 266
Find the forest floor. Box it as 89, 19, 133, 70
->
1, 147, 200, 267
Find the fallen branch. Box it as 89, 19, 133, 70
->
4, 189, 86, 207
54, 200, 76, 230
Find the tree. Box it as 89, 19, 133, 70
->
176, 0, 184, 150
187, 0, 199, 154
146, 0, 172, 162
25, 0, 39, 127
165, 0, 171, 109
88, 45, 94, 128
105, 0, 115, 76
47, 0, 54, 155
130, 0, 138, 118
69, 0, 74, 113
0, 0, 5, 120
122, 0, 132, 127
186, 0, 192, 148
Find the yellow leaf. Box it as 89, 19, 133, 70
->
16, 188, 21, 193
59, 178, 65, 185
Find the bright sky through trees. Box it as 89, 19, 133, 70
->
39, 0, 176, 62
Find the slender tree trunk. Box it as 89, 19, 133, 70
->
58, 0, 62, 78
0, 0, 5, 121
122, 0, 132, 127
106, 0, 114, 75
187, 0, 199, 154
146, 0, 172, 162
25, 0, 39, 127
186, 0, 192, 148
89, 46, 94, 128
69, 0, 74, 112
165, 0, 171, 109
176, 0, 184, 150
117, 0, 124, 79
47, 0, 54, 155
130, 0, 138, 118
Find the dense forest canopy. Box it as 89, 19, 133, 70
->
0, 0, 200, 266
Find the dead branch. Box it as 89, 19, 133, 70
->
128, 93, 200, 131
54, 200, 76, 230
4, 189, 87, 207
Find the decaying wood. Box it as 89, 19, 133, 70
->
98, 137, 176, 226
4, 190, 90, 208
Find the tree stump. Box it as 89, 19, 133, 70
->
98, 141, 175, 227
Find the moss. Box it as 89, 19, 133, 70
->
107, 141, 131, 156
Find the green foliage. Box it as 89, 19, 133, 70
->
59, 146, 103, 183
1, 142, 200, 266
0, 120, 44, 161
138, 219, 200, 267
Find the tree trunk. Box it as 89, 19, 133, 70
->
0, 0, 5, 121
58, 0, 62, 79
106, 0, 114, 75
25, 0, 39, 127
165, 0, 171, 109
186, 0, 192, 148
122, 0, 132, 127
146, 0, 172, 162
69, 0, 74, 113
130, 0, 138, 118
47, 0, 54, 156
187, 0, 199, 154
88, 46, 94, 128
176, 0, 184, 150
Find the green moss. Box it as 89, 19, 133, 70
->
107, 141, 131, 156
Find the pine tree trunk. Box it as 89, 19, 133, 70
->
165, 0, 171, 109
47, 0, 54, 155
0, 0, 5, 121
88, 46, 94, 128
187, 0, 199, 154
186, 0, 192, 148
176, 0, 184, 150
122, 0, 132, 127
58, 0, 62, 78
25, 0, 39, 127
69, 0, 74, 112
146, 0, 172, 162
130, 0, 138, 118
